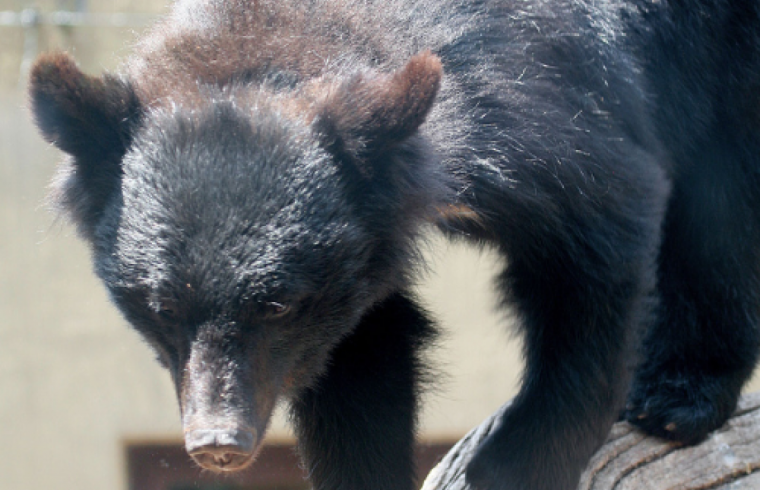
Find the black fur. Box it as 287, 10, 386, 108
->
27, 1, 760, 489
622, 0, 760, 445
291, 293, 435, 490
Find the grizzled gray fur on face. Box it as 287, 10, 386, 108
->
28, 0, 760, 489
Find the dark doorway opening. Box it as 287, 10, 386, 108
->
126, 440, 455, 490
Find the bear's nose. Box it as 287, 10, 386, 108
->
185, 428, 257, 472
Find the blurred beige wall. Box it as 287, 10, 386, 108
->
1, 2, 758, 490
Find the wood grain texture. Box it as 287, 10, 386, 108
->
422, 392, 760, 490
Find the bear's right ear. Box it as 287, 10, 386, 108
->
29, 52, 139, 161
29, 53, 140, 239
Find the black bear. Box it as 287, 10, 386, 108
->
27, 0, 760, 489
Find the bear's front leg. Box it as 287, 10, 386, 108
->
290, 292, 436, 490
466, 218, 659, 490
625, 157, 760, 444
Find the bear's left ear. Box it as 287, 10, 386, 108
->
315, 50, 442, 175
29, 52, 140, 162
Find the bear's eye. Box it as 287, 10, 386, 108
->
156, 300, 179, 321
263, 301, 291, 319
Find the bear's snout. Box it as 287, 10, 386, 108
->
185, 427, 258, 472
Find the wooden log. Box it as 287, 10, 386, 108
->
421, 392, 760, 490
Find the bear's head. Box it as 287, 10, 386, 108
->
29, 51, 443, 472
